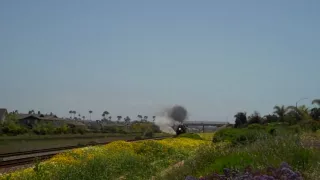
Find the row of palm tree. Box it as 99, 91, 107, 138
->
235, 99, 320, 127
137, 115, 156, 122
272, 99, 320, 122
67, 110, 158, 124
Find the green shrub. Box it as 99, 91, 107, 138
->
145, 131, 153, 138
247, 124, 265, 130
212, 128, 268, 145
1, 122, 28, 135
161, 135, 320, 180
178, 133, 202, 140
54, 124, 69, 134
32, 122, 56, 135
70, 127, 87, 134
101, 126, 117, 133
300, 120, 320, 132
288, 125, 302, 134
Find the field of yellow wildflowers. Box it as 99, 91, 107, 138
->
0, 136, 212, 180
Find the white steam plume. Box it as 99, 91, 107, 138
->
154, 116, 176, 134
154, 105, 188, 134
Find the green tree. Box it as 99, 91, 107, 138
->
124, 116, 131, 124
28, 110, 35, 114
248, 111, 262, 124
273, 105, 288, 122
310, 108, 320, 120
312, 99, 320, 106
117, 116, 122, 122
137, 115, 142, 121
234, 112, 247, 128
89, 110, 93, 120
69, 110, 73, 118
287, 105, 312, 121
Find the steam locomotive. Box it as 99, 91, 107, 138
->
175, 124, 187, 136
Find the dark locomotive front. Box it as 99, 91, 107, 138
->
175, 124, 187, 135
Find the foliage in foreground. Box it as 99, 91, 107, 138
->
178, 133, 203, 140
160, 134, 320, 180
0, 137, 208, 180
185, 162, 303, 180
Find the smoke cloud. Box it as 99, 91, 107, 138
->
154, 105, 188, 134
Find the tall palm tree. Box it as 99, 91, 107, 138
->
312, 99, 320, 106
117, 116, 122, 122
137, 115, 142, 121
103, 111, 109, 119
287, 105, 312, 121
124, 116, 131, 124
144, 116, 148, 121
73, 111, 77, 119
108, 116, 112, 121
153, 116, 156, 123
273, 105, 288, 121
89, 110, 93, 120
69, 110, 73, 118
28, 110, 35, 114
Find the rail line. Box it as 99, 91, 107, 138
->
0, 136, 172, 169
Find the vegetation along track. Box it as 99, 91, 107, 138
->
0, 136, 172, 169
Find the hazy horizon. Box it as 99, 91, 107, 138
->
1, 1, 320, 123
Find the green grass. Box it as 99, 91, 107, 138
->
177, 133, 203, 140
197, 133, 215, 141
0, 133, 170, 153
160, 133, 320, 180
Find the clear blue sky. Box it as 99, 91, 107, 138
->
1, 0, 319, 122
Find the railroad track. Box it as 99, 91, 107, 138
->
0, 136, 172, 169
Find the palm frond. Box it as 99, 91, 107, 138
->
312, 99, 320, 106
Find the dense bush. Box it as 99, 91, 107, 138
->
70, 127, 87, 134
247, 111, 262, 125
288, 124, 302, 134
247, 124, 265, 130
178, 133, 203, 140
32, 122, 56, 135
185, 162, 303, 180
145, 131, 153, 138
299, 120, 320, 132
54, 124, 69, 134
162, 135, 320, 180
1, 121, 28, 135
212, 128, 269, 145
101, 126, 117, 133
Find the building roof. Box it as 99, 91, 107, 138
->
0, 108, 7, 119
17, 114, 85, 126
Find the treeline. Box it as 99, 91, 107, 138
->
0, 114, 86, 136
212, 99, 320, 146
0, 114, 161, 136
233, 99, 320, 131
